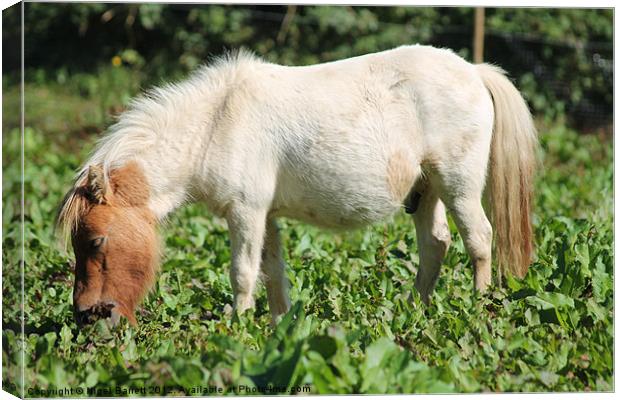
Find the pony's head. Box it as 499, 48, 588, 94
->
57, 161, 159, 327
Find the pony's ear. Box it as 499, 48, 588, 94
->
109, 161, 150, 206
87, 164, 108, 204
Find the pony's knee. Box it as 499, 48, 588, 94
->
230, 268, 254, 296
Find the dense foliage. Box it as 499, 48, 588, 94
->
3, 5, 613, 128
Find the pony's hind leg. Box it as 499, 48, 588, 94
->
261, 219, 291, 324
413, 191, 451, 304
227, 206, 268, 314
436, 175, 493, 292
449, 197, 492, 291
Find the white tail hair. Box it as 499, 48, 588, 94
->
477, 64, 538, 279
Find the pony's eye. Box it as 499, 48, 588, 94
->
91, 237, 105, 249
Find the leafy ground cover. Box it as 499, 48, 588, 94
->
2, 72, 613, 395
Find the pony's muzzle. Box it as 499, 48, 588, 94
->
74, 302, 119, 327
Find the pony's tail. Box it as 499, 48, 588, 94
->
476, 64, 538, 280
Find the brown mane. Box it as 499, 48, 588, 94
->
56, 187, 89, 248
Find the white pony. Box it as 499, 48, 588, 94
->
58, 45, 537, 326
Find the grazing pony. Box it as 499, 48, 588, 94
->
57, 45, 537, 326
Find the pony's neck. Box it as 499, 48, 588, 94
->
84, 57, 250, 220
134, 79, 228, 220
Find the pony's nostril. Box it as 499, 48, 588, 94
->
74, 309, 93, 326
74, 302, 117, 326
91, 303, 114, 319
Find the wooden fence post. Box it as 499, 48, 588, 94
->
473, 7, 485, 63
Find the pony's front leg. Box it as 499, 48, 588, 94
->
227, 206, 268, 314
413, 191, 451, 304
261, 219, 291, 324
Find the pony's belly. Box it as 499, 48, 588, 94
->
271, 137, 418, 229
271, 174, 402, 229
271, 201, 400, 230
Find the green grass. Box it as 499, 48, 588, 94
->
2, 70, 613, 395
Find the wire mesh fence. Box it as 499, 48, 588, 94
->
4, 4, 613, 132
